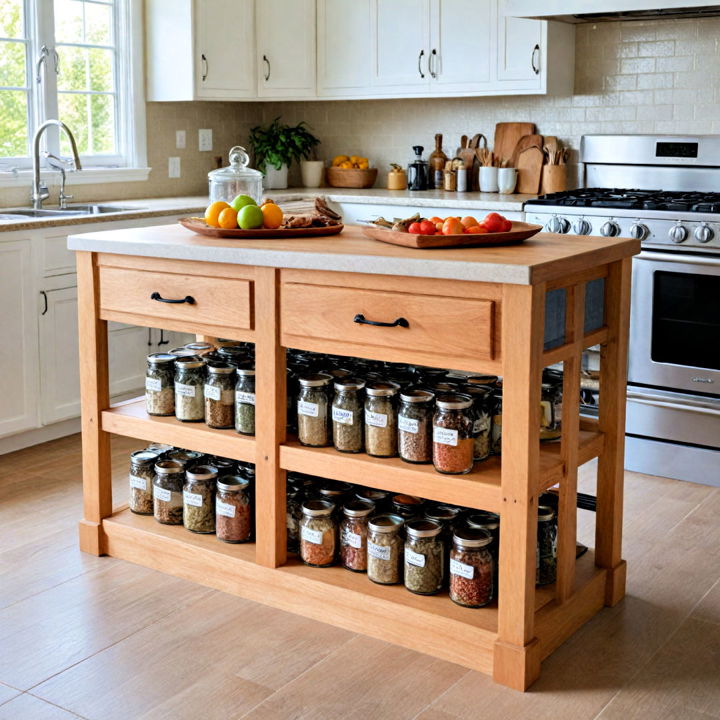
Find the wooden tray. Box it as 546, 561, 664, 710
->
361, 221, 542, 249
179, 217, 344, 239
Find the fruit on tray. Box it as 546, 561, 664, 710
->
238, 204, 264, 230
331, 154, 370, 169
260, 201, 283, 229
217, 207, 239, 229
366, 211, 513, 235
205, 200, 231, 227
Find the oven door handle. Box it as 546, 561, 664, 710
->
636, 251, 720, 268
627, 391, 720, 417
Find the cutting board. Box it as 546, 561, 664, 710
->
516, 145, 544, 194
511, 134, 543, 167
494, 122, 536, 166
457, 134, 486, 190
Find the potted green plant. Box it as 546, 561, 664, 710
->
248, 117, 321, 189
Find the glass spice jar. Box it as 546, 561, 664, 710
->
332, 379, 365, 453
286, 487, 303, 554
537, 505, 557, 586
184, 341, 216, 356
216, 475, 252, 543
356, 487, 389, 512
183, 465, 218, 534
462, 384, 493, 461
540, 376, 563, 441
367, 514, 405, 585
204, 363, 235, 429
297, 374, 332, 447
466, 511, 500, 595
424, 504, 461, 585
145, 353, 175, 417
128, 449, 160, 515
318, 480, 353, 514
391, 494, 425, 521
404, 519, 444, 595
432, 394, 474, 475
234, 368, 256, 435
449, 528, 494, 608
490, 387, 503, 455
153, 460, 185, 525
398, 389, 434, 464
364, 381, 400, 457
300, 499, 337, 567
165, 448, 203, 469
340, 500, 374, 572
174, 356, 205, 422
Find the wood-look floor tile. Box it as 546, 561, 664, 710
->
0, 694, 82, 719
241, 635, 468, 720
0, 683, 20, 708
414, 709, 463, 720
692, 578, 720, 626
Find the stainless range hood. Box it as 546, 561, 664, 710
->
504, 1, 720, 22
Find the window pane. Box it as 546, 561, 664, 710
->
54, 0, 84, 44
88, 47, 113, 91
84, 2, 112, 45
0, 0, 24, 39
90, 93, 115, 153
0, 89, 28, 157
0, 40, 26, 87
58, 92, 89, 154
57, 45, 87, 91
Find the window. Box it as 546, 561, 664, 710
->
0, 0, 146, 175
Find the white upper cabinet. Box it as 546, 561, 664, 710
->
256, 0, 316, 98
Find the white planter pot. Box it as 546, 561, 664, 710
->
300, 160, 325, 188
263, 163, 289, 190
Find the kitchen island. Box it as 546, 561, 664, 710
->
69, 223, 638, 691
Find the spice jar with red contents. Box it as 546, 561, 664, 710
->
299, 499, 337, 568
449, 528, 494, 608
215, 475, 252, 543
339, 500, 374, 572
466, 510, 500, 596
432, 394, 474, 474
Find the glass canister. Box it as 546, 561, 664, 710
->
332, 378, 365, 453
183, 465, 218, 534
174, 356, 205, 423
207, 145, 263, 204
204, 363, 235, 429
128, 449, 159, 515
145, 353, 175, 416
367, 514, 405, 585
340, 500, 374, 572
216, 475, 252, 543
364, 381, 400, 457
537, 505, 558, 586
235, 368, 256, 436
424, 504, 460, 584
297, 373, 332, 447
466, 510, 500, 594
153, 460, 185, 525
449, 528, 494, 608
462, 384, 493, 461
300, 499, 337, 568
432, 394, 474, 475
404, 519, 444, 595
390, 494, 424, 521
398, 389, 434, 464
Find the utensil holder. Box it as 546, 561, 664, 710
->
479, 166, 498, 192
541, 164, 567, 194
497, 168, 517, 194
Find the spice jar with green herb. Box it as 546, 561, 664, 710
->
204, 363, 235, 429
183, 465, 218, 534
129, 449, 159, 515
216, 475, 252, 543
340, 500, 374, 572
537, 505, 557, 585
364, 381, 400, 457
174, 356, 205, 422
332, 379, 365, 453
234, 368, 256, 435
145, 353, 175, 416
153, 460, 185, 525
398, 389, 434, 463
300, 499, 337, 567
432, 394, 474, 475
297, 374, 332, 447
367, 514, 405, 585
404, 519, 444, 595
449, 528, 494, 608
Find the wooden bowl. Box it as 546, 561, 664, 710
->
326, 166, 378, 189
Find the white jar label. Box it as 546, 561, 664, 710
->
301, 526, 323, 544
236, 391, 256, 405
365, 410, 388, 428
216, 500, 235, 518
129, 474, 147, 491
433, 426, 458, 447
346, 531, 362, 549
175, 382, 196, 398
450, 558, 474, 579
298, 400, 319, 418
368, 541, 391, 561
145, 377, 162, 392
405, 549, 426, 568
154, 486, 171, 502
183, 490, 203, 507
398, 415, 419, 434
204, 384, 221, 401
332, 407, 354, 425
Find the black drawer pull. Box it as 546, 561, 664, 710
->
353, 313, 409, 328
150, 291, 195, 305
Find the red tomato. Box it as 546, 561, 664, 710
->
408, 222, 423, 234
483, 212, 504, 233
502, 219, 513, 232
419, 219, 436, 235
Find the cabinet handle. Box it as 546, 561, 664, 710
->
430, 48, 438, 79
40, 290, 48, 316
201, 53, 208, 81
353, 313, 409, 329
263, 54, 271, 81
417, 49, 425, 79
531, 44, 540, 75
150, 292, 195, 305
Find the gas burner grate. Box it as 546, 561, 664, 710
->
533, 188, 720, 212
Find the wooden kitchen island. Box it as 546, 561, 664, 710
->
70, 224, 638, 691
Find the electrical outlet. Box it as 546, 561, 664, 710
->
168, 157, 181, 178
176, 130, 186, 149
198, 128, 213, 152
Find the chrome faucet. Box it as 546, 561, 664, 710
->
32, 120, 82, 209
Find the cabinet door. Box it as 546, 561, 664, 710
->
317, 0, 372, 97
256, 0, 315, 98
196, 0, 255, 99
372, 0, 430, 91
496, 0, 543, 85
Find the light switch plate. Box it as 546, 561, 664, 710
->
168, 157, 181, 178
176, 130, 186, 149
199, 128, 213, 152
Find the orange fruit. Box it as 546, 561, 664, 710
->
441, 217, 464, 236
435, 221, 444, 232
465, 225, 488, 234
217, 207, 239, 229
461, 215, 478, 229
260, 202, 283, 229
428, 216, 443, 224
205, 200, 231, 228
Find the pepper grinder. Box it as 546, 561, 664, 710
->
408, 145, 429, 191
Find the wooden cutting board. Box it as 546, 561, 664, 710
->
516, 145, 544, 194
511, 134, 543, 167
494, 122, 536, 166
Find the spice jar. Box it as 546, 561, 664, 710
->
356, 487, 389, 512
450, 528, 494, 608
462, 385, 493, 461
286, 486, 302, 554
364, 381, 399, 457
537, 505, 557, 586
183, 465, 218, 534
391, 494, 424, 521
540, 376, 563, 441
404, 519, 444, 595
387, 163, 407, 191
318, 480, 353, 511
332, 379, 365, 453
297, 373, 332, 447
165, 448, 203, 469
491, 387, 503, 455
169, 346, 198, 358
234, 368, 256, 435
129, 449, 159, 515
424, 504, 460, 584
145, 353, 175, 416
466, 511, 500, 595
340, 500, 374, 572
204, 363, 235, 429
398, 389, 434, 463
184, 341, 216, 356
432, 394, 474, 475
153, 460, 185, 525
174, 356, 205, 422
300, 499, 337, 568
216, 475, 252, 543
367, 514, 405, 585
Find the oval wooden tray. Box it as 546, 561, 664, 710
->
179, 217, 344, 239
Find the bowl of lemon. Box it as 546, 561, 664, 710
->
326, 155, 377, 189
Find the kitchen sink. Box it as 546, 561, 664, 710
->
0, 204, 146, 222
62, 204, 145, 214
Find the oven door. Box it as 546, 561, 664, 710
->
629, 251, 720, 395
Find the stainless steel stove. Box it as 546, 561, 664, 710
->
525, 135, 720, 487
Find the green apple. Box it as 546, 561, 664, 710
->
230, 194, 257, 212
237, 204, 264, 229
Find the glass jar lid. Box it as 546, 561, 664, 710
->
299, 373, 332, 387
356, 488, 388, 504
130, 450, 159, 466
343, 500, 374, 517
424, 504, 459, 523
186, 464, 219, 481
400, 389, 434, 404
174, 355, 204, 369
406, 519, 442, 538
366, 381, 400, 397
368, 513, 404, 533
155, 459, 184, 475
466, 375, 499, 387
208, 146, 263, 184
147, 352, 176, 365
165, 449, 203, 466
169, 346, 198, 357
538, 505, 555, 521
302, 499, 335, 517
392, 493, 423, 508
334, 378, 366, 392
237, 367, 256, 376
217, 474, 250, 493
435, 393, 473, 410
453, 527, 492, 548
466, 511, 500, 531
206, 362, 235, 375
185, 342, 216, 353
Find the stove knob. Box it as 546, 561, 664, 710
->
694, 223, 714, 243
600, 221, 620, 237
669, 224, 688, 243
573, 218, 592, 235
629, 223, 649, 240
546, 216, 570, 234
